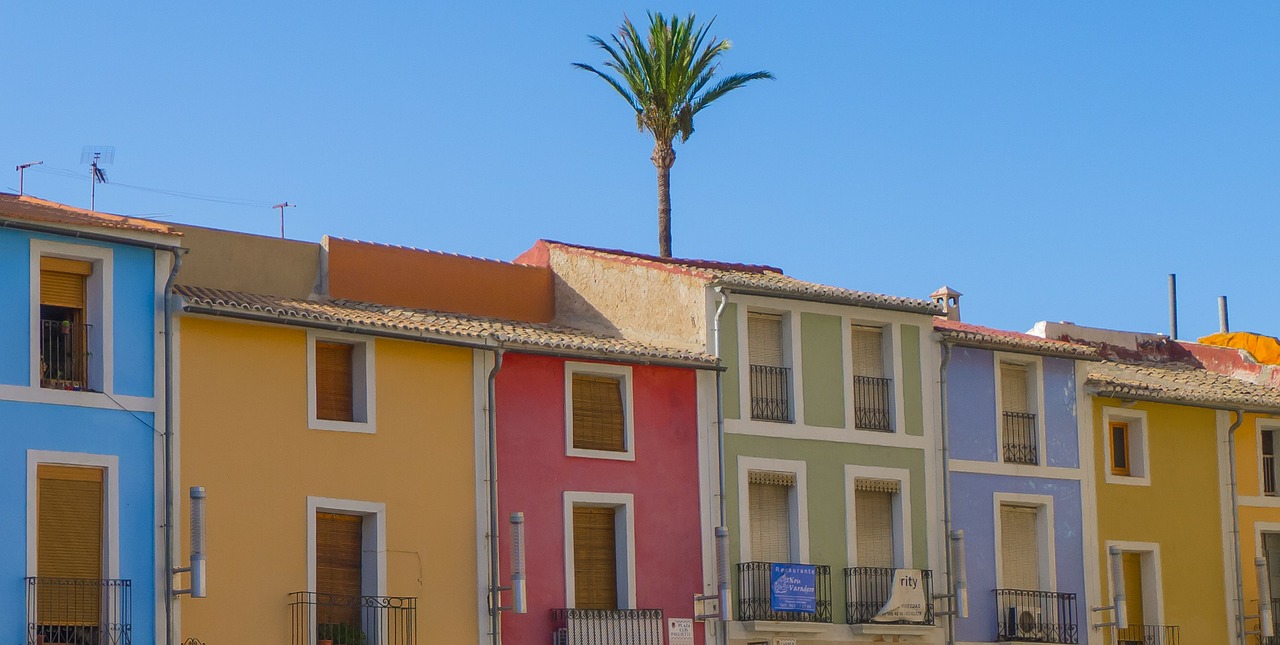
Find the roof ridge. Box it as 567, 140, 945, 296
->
540, 239, 782, 274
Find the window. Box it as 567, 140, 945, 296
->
572, 506, 618, 610
748, 471, 795, 563
999, 361, 1038, 465
1108, 546, 1161, 644
307, 332, 375, 433
35, 465, 105, 635
999, 505, 1040, 591
316, 512, 363, 627
38, 257, 98, 391
1263, 428, 1278, 497
1110, 422, 1131, 476
565, 363, 635, 460
851, 324, 893, 431
853, 479, 898, 568
747, 312, 791, 422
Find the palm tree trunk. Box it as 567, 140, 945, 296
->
652, 141, 676, 258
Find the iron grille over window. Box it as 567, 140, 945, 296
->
1002, 411, 1039, 464
750, 365, 792, 422
736, 562, 832, 623
852, 375, 893, 431
26, 577, 132, 645
550, 608, 664, 645
994, 589, 1078, 643
40, 320, 91, 390
289, 592, 416, 645
845, 567, 934, 625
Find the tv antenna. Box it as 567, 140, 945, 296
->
81, 145, 115, 210
273, 201, 295, 238
16, 161, 43, 196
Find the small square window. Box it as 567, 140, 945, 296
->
308, 333, 375, 433
1103, 409, 1149, 486
1110, 422, 1131, 476
36, 253, 105, 392
565, 363, 635, 461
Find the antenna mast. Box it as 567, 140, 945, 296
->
273, 202, 296, 238
81, 146, 115, 210
16, 161, 43, 196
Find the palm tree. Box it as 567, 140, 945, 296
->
575, 13, 773, 258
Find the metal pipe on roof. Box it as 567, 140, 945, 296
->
1168, 274, 1179, 340
1220, 296, 1230, 334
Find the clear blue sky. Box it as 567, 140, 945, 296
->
4, 2, 1277, 338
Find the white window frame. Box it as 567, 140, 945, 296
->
306, 330, 376, 434
844, 464, 912, 568
29, 240, 114, 395
737, 456, 809, 564
1258, 420, 1280, 497
846, 321, 901, 434
564, 362, 636, 461
562, 491, 637, 609
1102, 407, 1150, 486
26, 450, 121, 579
992, 493, 1057, 592
1104, 540, 1165, 628
306, 496, 387, 597
993, 353, 1046, 466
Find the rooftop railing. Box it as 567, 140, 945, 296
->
25, 577, 132, 645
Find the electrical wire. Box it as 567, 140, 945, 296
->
28, 165, 276, 208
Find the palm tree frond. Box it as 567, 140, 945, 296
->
572, 62, 642, 113
690, 70, 774, 115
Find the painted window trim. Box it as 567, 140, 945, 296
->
1257, 419, 1280, 498
993, 353, 1047, 467
1102, 407, 1151, 487
564, 361, 636, 461
992, 492, 1057, 592
737, 456, 810, 564
741, 307, 796, 425
1104, 540, 1165, 628
26, 450, 121, 579
305, 496, 387, 597
844, 464, 913, 569
306, 329, 377, 434
845, 320, 904, 435
29, 239, 115, 396
562, 491, 637, 609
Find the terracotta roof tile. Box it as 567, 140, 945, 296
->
1087, 361, 1280, 412
935, 319, 1099, 359
0, 193, 179, 236
174, 285, 716, 367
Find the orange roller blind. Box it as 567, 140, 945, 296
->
573, 506, 618, 610
37, 464, 104, 626
572, 374, 625, 451
316, 341, 355, 422
40, 258, 91, 309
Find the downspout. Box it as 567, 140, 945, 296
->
162, 247, 187, 645
487, 348, 506, 645
938, 341, 956, 645
712, 287, 730, 645
1229, 408, 1246, 645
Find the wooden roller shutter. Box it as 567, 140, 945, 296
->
37, 465, 104, 626
316, 512, 363, 626
1121, 552, 1145, 627
999, 505, 1040, 591
573, 506, 618, 610
572, 374, 625, 452
851, 326, 885, 378
315, 341, 355, 422
855, 479, 898, 568
40, 257, 91, 309
747, 313, 784, 367
748, 477, 792, 563
1000, 363, 1029, 414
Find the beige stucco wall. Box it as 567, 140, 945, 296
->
173, 223, 321, 299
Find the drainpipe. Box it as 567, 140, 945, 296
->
162, 247, 187, 645
1228, 409, 1246, 645
938, 342, 957, 645
712, 287, 730, 645
487, 349, 506, 645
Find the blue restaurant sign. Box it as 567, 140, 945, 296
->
769, 563, 817, 613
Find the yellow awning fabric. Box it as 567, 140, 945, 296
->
1198, 332, 1280, 365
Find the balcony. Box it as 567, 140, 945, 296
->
736, 561, 832, 623
1116, 624, 1180, 645
749, 365, 792, 422
995, 589, 1078, 643
551, 608, 664, 645
25, 577, 132, 645
1265, 453, 1276, 496
1266, 600, 1280, 645
40, 320, 91, 391
844, 567, 933, 625
852, 376, 893, 431
289, 592, 416, 645
1002, 411, 1039, 465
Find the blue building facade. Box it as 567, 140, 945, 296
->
938, 317, 1099, 645
0, 194, 179, 645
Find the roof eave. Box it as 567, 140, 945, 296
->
715, 283, 943, 316
939, 333, 1102, 361
1087, 382, 1280, 415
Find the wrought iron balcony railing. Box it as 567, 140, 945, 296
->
1116, 623, 1180, 645
749, 365, 792, 422
40, 320, 91, 391
736, 561, 832, 623
1002, 411, 1039, 465
289, 592, 416, 645
1266, 599, 1280, 645
852, 376, 893, 431
26, 577, 132, 645
995, 589, 1079, 643
844, 567, 933, 625
550, 608, 664, 645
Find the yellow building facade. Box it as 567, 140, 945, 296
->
1231, 409, 1280, 641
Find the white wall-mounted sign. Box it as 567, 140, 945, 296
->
668, 618, 694, 645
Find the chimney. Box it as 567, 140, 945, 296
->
931, 286, 963, 321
